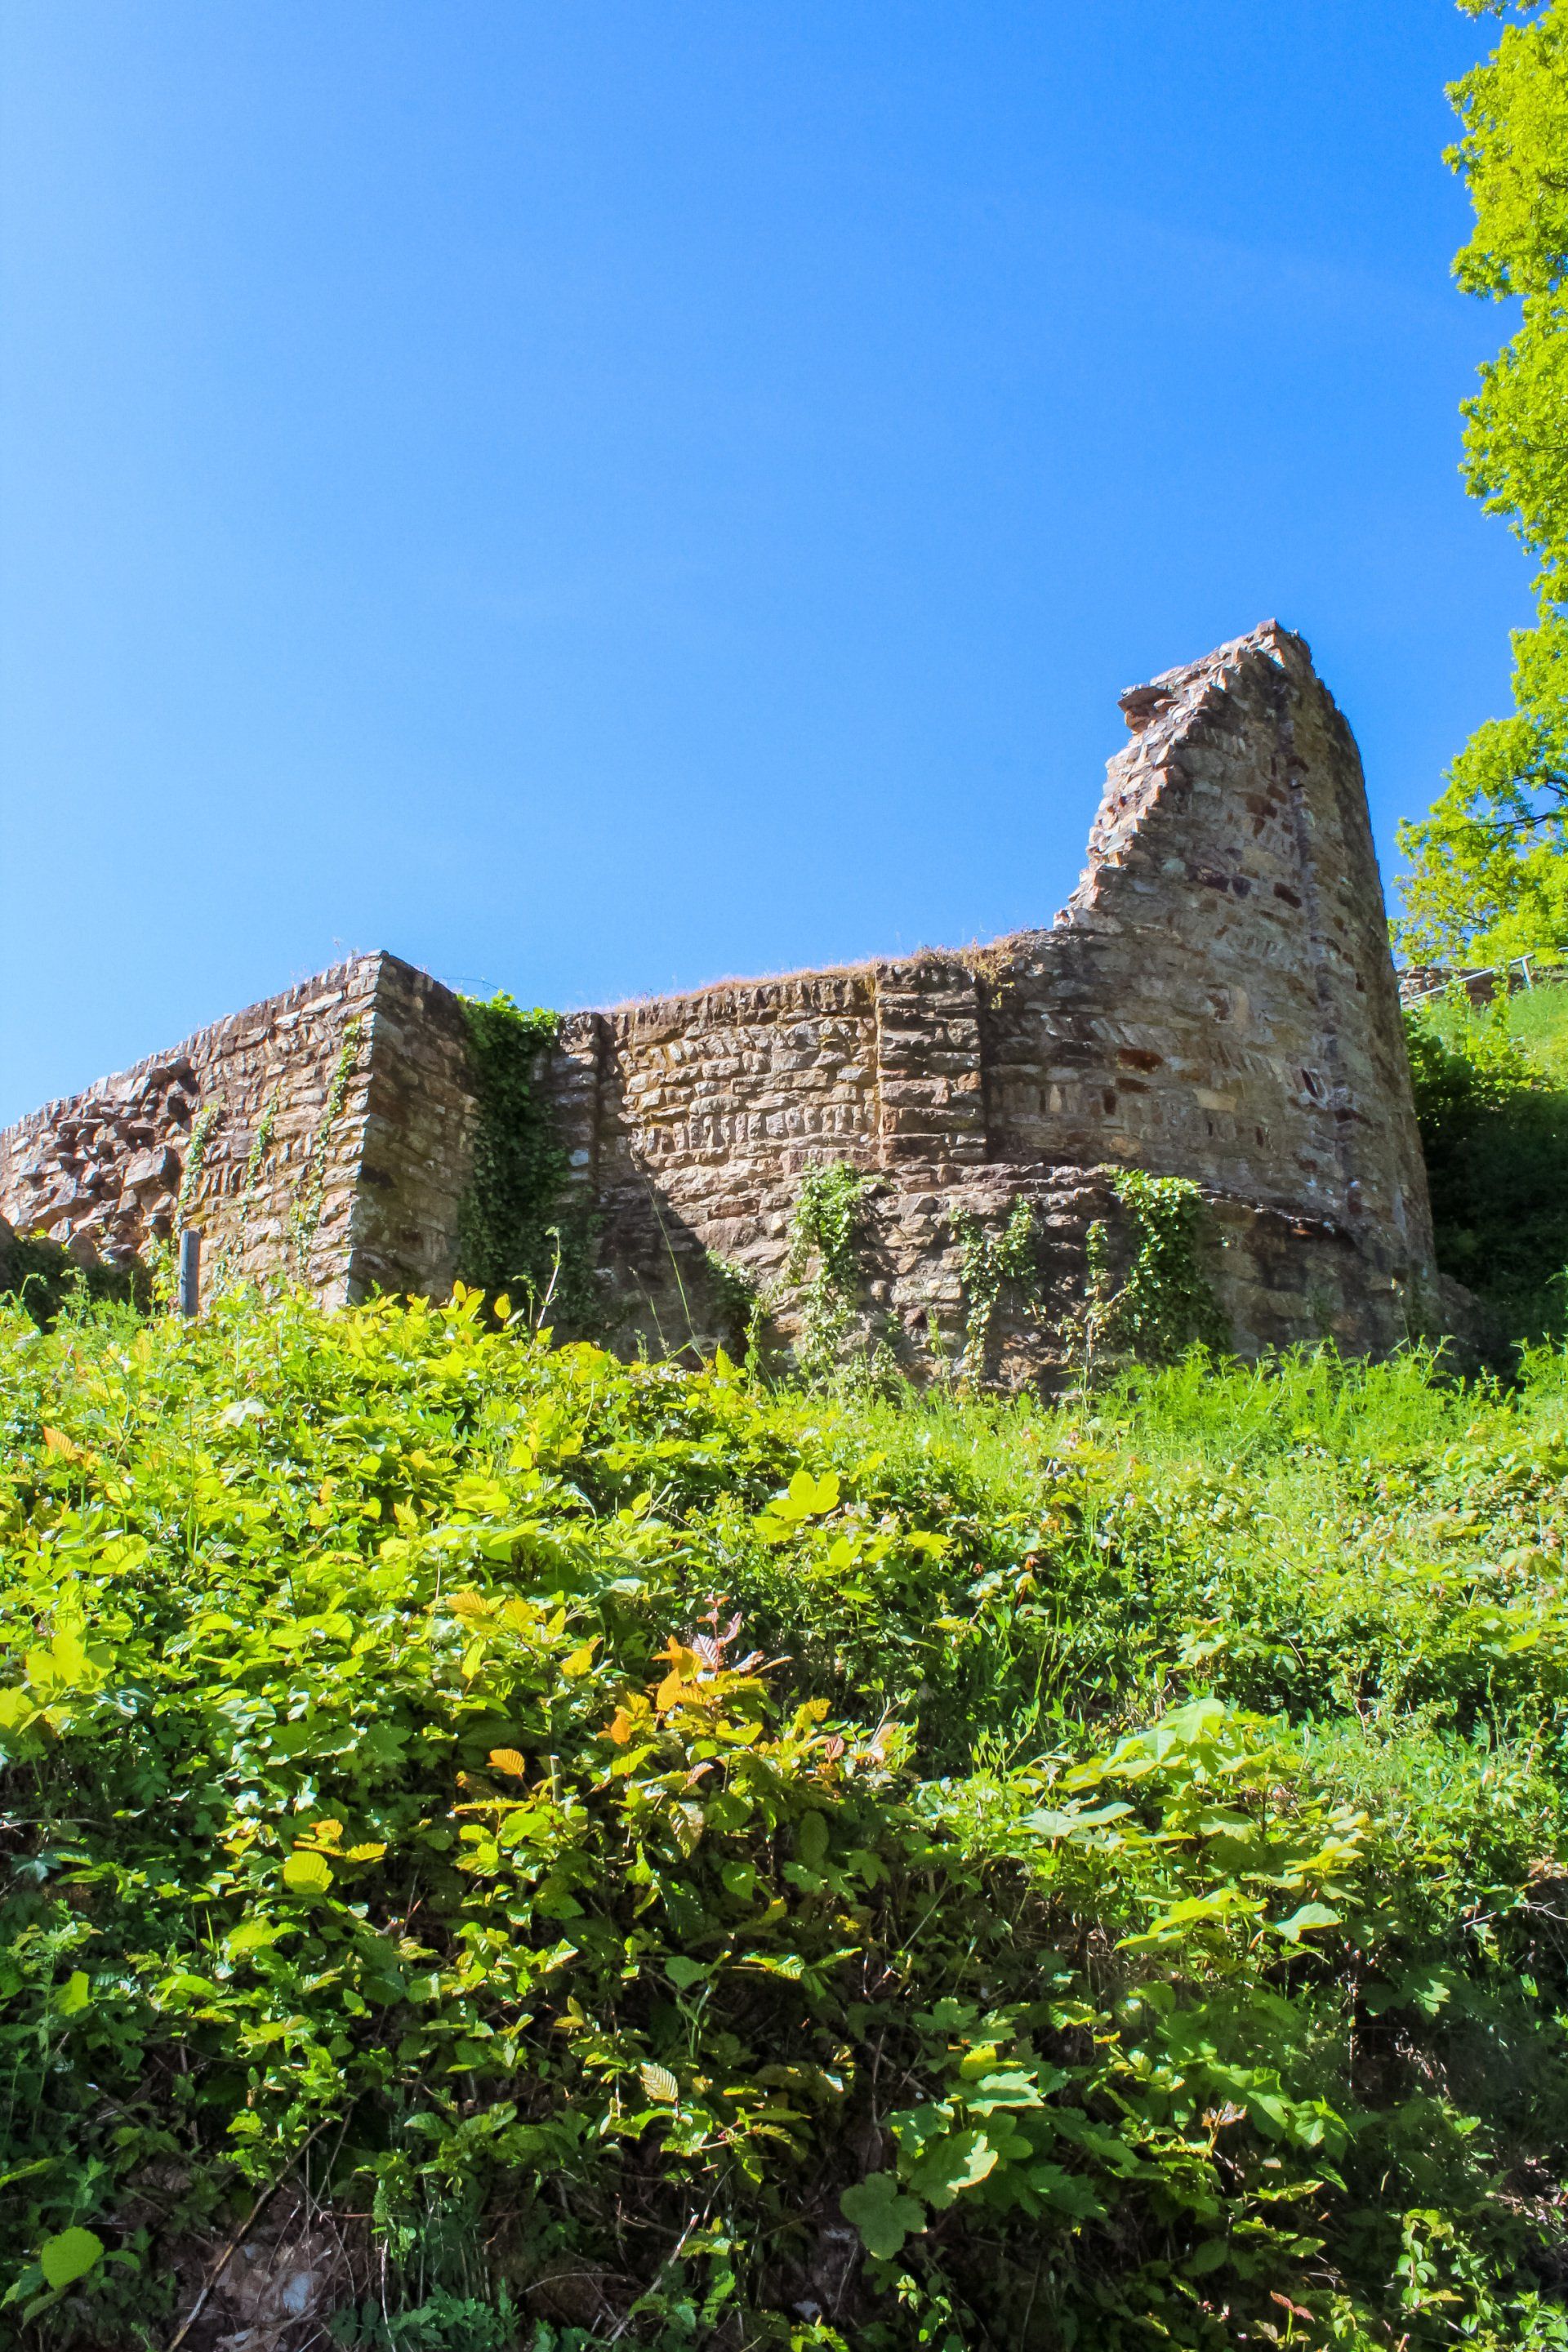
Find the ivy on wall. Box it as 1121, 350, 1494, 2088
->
955, 1197, 1040, 1381
288, 1018, 365, 1283
1085, 1169, 1228, 1369
785, 1159, 871, 1383
175, 1105, 221, 1234
703, 1248, 764, 1357
456, 993, 598, 1328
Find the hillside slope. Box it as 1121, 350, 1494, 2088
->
6, 1290, 1568, 2348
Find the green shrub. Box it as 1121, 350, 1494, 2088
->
1405, 996, 1568, 1335
6, 1293, 1568, 2346
0, 1226, 148, 1332
455, 994, 598, 1330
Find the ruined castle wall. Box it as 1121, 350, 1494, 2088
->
981, 627, 1432, 1267
0, 951, 491, 1310
0, 959, 381, 1303
349, 956, 479, 1301
519, 626, 1436, 1366
0, 624, 1441, 1373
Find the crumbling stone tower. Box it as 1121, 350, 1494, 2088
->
0, 624, 1441, 1375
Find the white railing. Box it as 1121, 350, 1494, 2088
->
1398, 951, 1568, 1007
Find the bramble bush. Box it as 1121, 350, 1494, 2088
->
6, 1288, 1568, 2347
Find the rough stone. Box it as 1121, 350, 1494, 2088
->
0, 625, 1443, 1376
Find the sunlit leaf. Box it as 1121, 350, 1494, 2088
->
283, 1851, 333, 1895
56, 1971, 91, 2016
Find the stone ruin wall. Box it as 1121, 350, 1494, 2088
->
0, 960, 381, 1304
0, 956, 479, 1308
0, 623, 1442, 1377
536, 622, 1437, 1373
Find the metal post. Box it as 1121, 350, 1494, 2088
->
177, 1228, 201, 1319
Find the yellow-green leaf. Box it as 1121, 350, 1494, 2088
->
40, 2227, 103, 2288
283, 1851, 333, 1895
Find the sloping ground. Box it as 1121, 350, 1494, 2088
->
5, 1291, 1568, 2349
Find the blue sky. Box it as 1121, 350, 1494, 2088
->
0, 2, 1529, 1124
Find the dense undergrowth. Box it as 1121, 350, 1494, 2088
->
1406, 981, 1568, 1340
7, 1290, 1568, 2348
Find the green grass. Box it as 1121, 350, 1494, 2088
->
1414, 972, 1568, 1072
7, 1288, 1568, 2349
1499, 979, 1568, 1076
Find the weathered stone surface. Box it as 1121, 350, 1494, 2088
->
0, 625, 1441, 1374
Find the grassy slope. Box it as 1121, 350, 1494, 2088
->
7, 1292, 1568, 2349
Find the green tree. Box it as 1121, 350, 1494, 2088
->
1398, 0, 1568, 963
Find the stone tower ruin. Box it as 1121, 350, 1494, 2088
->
0, 623, 1441, 1375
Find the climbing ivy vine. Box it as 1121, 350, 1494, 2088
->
456, 994, 598, 1329
287, 1019, 364, 1283
785, 1160, 871, 1383
954, 1197, 1040, 1381
175, 1104, 220, 1234
703, 1249, 763, 1350
1085, 1169, 1228, 1370
239, 1097, 278, 1220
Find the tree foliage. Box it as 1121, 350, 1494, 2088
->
1398, 1, 1568, 962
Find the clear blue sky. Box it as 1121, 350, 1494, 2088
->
0, 2, 1528, 1125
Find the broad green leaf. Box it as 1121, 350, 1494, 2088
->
1026, 2163, 1106, 2221
840, 2172, 924, 2260
40, 2228, 103, 2289
1273, 1902, 1341, 1943
778, 1468, 840, 1521
0, 1687, 38, 1732
226, 1920, 281, 1955
795, 1811, 829, 1869
906, 2127, 997, 2210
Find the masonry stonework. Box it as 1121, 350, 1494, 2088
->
0, 625, 1443, 1375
